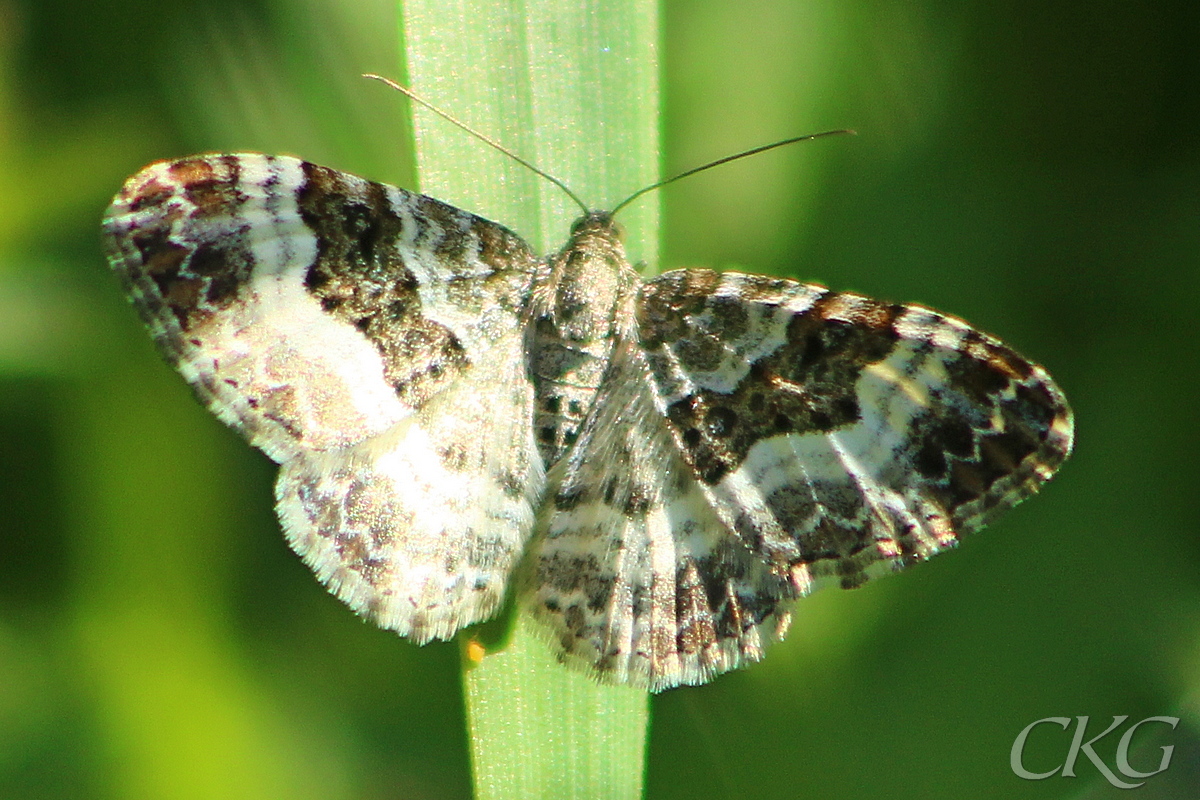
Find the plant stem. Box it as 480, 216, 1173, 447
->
400, 1, 658, 798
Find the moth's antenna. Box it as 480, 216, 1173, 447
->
609, 129, 856, 217
364, 73, 590, 216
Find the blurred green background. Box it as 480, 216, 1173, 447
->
2, 0, 1198, 798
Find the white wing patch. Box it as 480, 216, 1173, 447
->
277, 342, 543, 641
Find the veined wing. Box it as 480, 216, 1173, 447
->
526, 266, 1072, 691
103, 154, 546, 641
637, 268, 1073, 593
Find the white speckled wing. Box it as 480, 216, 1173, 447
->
103, 153, 546, 640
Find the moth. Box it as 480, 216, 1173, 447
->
102, 110, 1072, 692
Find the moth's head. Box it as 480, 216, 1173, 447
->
569, 211, 624, 242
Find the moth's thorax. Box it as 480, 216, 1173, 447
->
528, 212, 639, 465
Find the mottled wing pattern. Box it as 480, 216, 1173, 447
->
639, 269, 1071, 679
102, 154, 545, 642
528, 334, 793, 691
530, 265, 1072, 691
105, 152, 1073, 692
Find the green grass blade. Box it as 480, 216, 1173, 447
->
401, 0, 659, 262
399, 1, 658, 799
